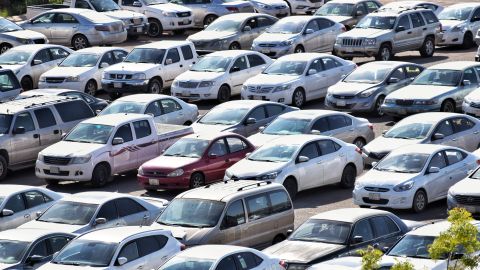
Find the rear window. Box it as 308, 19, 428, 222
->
269, 190, 292, 214
421, 11, 438, 24
181, 45, 194, 60
54, 100, 94, 122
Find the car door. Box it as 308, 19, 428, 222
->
451, 117, 478, 151
163, 48, 183, 87
225, 136, 250, 168
239, 17, 259, 49
0, 71, 21, 101
246, 54, 268, 77
160, 98, 185, 125
30, 49, 54, 87
295, 142, 323, 190
50, 13, 79, 45
144, 100, 167, 124
348, 218, 375, 254
115, 240, 146, 270
443, 149, 471, 192
369, 216, 403, 249
243, 105, 268, 136
325, 115, 355, 143
317, 139, 345, 185
430, 119, 458, 148
304, 58, 326, 100
10, 111, 41, 165
424, 151, 449, 201
316, 18, 336, 52
115, 198, 150, 226
203, 138, 230, 181
243, 193, 273, 248
383, 66, 409, 96
23, 190, 53, 223
264, 104, 286, 124
26, 13, 56, 39
469, 8, 480, 38
136, 235, 171, 269
1, 193, 29, 229
133, 120, 157, 166
33, 108, 62, 151
321, 57, 347, 92
180, 45, 196, 71
393, 15, 414, 51
229, 56, 250, 95
409, 12, 427, 48
95, 200, 121, 229
310, 116, 329, 134
27, 239, 50, 265
303, 19, 321, 52
217, 200, 246, 246
111, 123, 138, 173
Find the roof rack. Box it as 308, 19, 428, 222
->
204, 179, 240, 188
5, 96, 78, 110
237, 181, 272, 191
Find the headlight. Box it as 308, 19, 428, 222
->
122, 18, 131, 26
138, 166, 144, 175
162, 11, 176, 17
39, 76, 46, 82
131, 73, 146, 80
280, 39, 295, 46
167, 168, 184, 177
256, 170, 281, 180
37, 153, 44, 162
242, 85, 248, 91
103, 72, 109, 79
364, 38, 376, 46
354, 182, 364, 189
199, 81, 214, 87
393, 180, 414, 192
16, 37, 34, 44
358, 88, 375, 98
286, 263, 309, 270
70, 155, 92, 164
173, 80, 179, 87
451, 25, 466, 32
413, 99, 437, 105
65, 76, 80, 82
255, 2, 271, 9
273, 84, 291, 92
384, 98, 395, 104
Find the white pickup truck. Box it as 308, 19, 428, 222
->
35, 113, 193, 187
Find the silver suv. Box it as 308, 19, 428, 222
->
334, 8, 441, 61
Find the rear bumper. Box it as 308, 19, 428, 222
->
126, 23, 149, 36
138, 174, 190, 190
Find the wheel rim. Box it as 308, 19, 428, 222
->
354, 139, 365, 148
0, 161, 5, 176
150, 81, 160, 93
149, 22, 160, 36
443, 102, 454, 112
86, 81, 96, 95
415, 192, 426, 211
0, 46, 10, 54
425, 40, 434, 55
381, 47, 390, 60
74, 37, 87, 49
205, 16, 215, 25
230, 43, 239, 50
295, 47, 303, 53
376, 96, 385, 116
294, 91, 303, 107
191, 174, 203, 188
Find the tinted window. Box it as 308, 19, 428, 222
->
422, 11, 439, 24
208, 139, 228, 157
180, 45, 194, 60
24, 191, 47, 208
247, 54, 266, 67
371, 216, 398, 237
137, 236, 165, 256
33, 49, 52, 64
452, 117, 475, 133
0, 71, 20, 92
317, 18, 334, 29
14, 112, 35, 132
145, 101, 162, 117
117, 241, 139, 263
226, 137, 247, 153
133, 120, 152, 139
116, 198, 146, 217
269, 190, 291, 214
312, 117, 329, 132
222, 200, 245, 229
390, 67, 406, 81
405, 65, 422, 78
328, 115, 348, 130
248, 107, 266, 121
245, 194, 270, 221
305, 19, 320, 32
231, 56, 248, 72
216, 256, 236, 270
351, 219, 374, 242
257, 16, 276, 27
165, 48, 180, 64
49, 48, 69, 60
397, 15, 411, 30
30, 240, 48, 257
161, 99, 182, 114
4, 194, 26, 213
34, 108, 57, 128
472, 8, 480, 22
318, 140, 337, 155
308, 58, 324, 72
114, 124, 133, 143
113, 50, 127, 62
356, 3, 368, 15
429, 152, 447, 169
445, 150, 466, 165
49, 237, 71, 253
463, 68, 478, 84
97, 200, 118, 222
75, 0, 91, 8
365, 1, 379, 12
434, 120, 454, 137
266, 105, 284, 117
322, 58, 337, 70
54, 100, 94, 122
298, 143, 319, 160
410, 13, 425, 28
100, 52, 115, 66
235, 252, 261, 270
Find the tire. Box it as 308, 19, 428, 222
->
203, 15, 218, 27
108, 92, 122, 101
127, 34, 139, 40
292, 88, 305, 108
461, 32, 474, 49
440, 100, 455, 113
353, 138, 366, 149
0, 155, 7, 181
374, 95, 385, 116
183, 121, 192, 126
71, 34, 89, 50
294, 45, 305, 53
147, 78, 162, 94
91, 163, 110, 187
0, 43, 11, 54
20, 76, 33, 91
173, 29, 186, 35
340, 164, 356, 189
412, 189, 427, 213
283, 177, 297, 199
217, 85, 231, 103
359, 205, 371, 208
419, 37, 435, 57
148, 19, 163, 37
229, 42, 241, 50
45, 179, 59, 186
272, 235, 285, 245
84, 80, 97, 96
375, 43, 392, 61
189, 172, 205, 189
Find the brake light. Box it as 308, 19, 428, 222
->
368, 123, 373, 130
95, 25, 110, 31
180, 244, 186, 251
279, 260, 287, 269
226, 7, 239, 12
341, 26, 346, 32
355, 147, 362, 154
476, 160, 480, 165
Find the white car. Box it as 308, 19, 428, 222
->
224, 134, 363, 198
447, 162, 480, 214
172, 50, 272, 102
438, 3, 480, 48
38, 47, 128, 96
0, 44, 72, 90
378, 1, 444, 15
353, 144, 479, 212
285, 0, 324, 15
241, 53, 355, 107
99, 94, 198, 125
462, 87, 480, 117
249, 0, 290, 17
38, 226, 182, 270
159, 245, 284, 270
0, 17, 48, 54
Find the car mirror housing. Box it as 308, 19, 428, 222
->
94, 217, 107, 225
305, 28, 314, 35
208, 153, 217, 159
463, 79, 471, 86
388, 77, 400, 84
245, 118, 256, 125
428, 166, 440, 174
32, 59, 43, 65
100, 62, 109, 69
310, 130, 321, 135
297, 156, 309, 163
12, 127, 25, 135
432, 133, 444, 141
27, 255, 44, 265
1, 209, 14, 217
352, 235, 363, 244
165, 58, 173, 65
132, 1, 142, 6
112, 137, 124, 145
307, 69, 318, 76
117, 257, 128, 266
395, 25, 405, 32
258, 126, 265, 132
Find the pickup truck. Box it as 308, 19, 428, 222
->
35, 113, 193, 187
26, 0, 148, 38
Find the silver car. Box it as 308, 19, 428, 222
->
251, 16, 345, 58
314, 0, 382, 30
248, 0, 290, 18
19, 8, 127, 50
0, 17, 48, 54
188, 13, 278, 53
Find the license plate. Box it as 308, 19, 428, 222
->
113, 82, 122, 88
337, 100, 346, 106
182, 90, 191, 96
136, 27, 142, 33
261, 49, 270, 54
368, 193, 381, 200
183, 19, 189, 24
253, 95, 263, 100
149, 179, 159, 185
50, 167, 60, 174
345, 47, 354, 53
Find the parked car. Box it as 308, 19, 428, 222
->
378, 1, 443, 15
325, 61, 424, 115
0, 185, 63, 231
0, 44, 72, 90
381, 61, 480, 117
0, 17, 48, 54
37, 226, 182, 270
476, 45, 480, 61
241, 53, 356, 107
263, 208, 416, 268
138, 132, 254, 190
188, 13, 278, 53
0, 68, 22, 102
35, 114, 193, 186
224, 134, 363, 198
447, 163, 480, 214
249, 0, 290, 17
248, 109, 374, 148
354, 144, 479, 212
362, 112, 480, 165
154, 180, 294, 248
285, 0, 324, 15
19, 192, 167, 234
334, 8, 441, 61
171, 50, 273, 102
192, 100, 297, 137
159, 245, 284, 270
438, 3, 480, 49
314, 0, 382, 30
0, 96, 95, 180
0, 228, 74, 270
102, 40, 197, 99
462, 87, 480, 117
20, 8, 127, 51
251, 16, 345, 58
99, 94, 198, 125
38, 47, 128, 95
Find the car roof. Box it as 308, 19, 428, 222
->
278, 109, 348, 120
178, 245, 252, 259
408, 221, 480, 237
75, 46, 126, 54
0, 185, 46, 197
136, 40, 192, 49
381, 1, 433, 7
327, 0, 372, 4
361, 61, 419, 68
9, 44, 66, 52
399, 112, 464, 124
278, 15, 314, 23
209, 50, 260, 58
310, 208, 394, 223
0, 95, 79, 115
215, 100, 280, 109
389, 144, 458, 155
0, 228, 73, 242
217, 13, 269, 20
445, 3, 480, 9
82, 113, 150, 126
60, 191, 133, 204
79, 226, 170, 243
22, 89, 74, 96
267, 134, 337, 145
429, 61, 480, 70
277, 53, 334, 61
49, 8, 99, 14
114, 94, 171, 103
182, 131, 239, 141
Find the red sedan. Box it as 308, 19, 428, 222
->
138, 132, 254, 190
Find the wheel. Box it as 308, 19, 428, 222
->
127, 34, 139, 40
374, 95, 385, 116
461, 32, 474, 49
20, 76, 33, 91
84, 80, 97, 96
203, 15, 218, 26
375, 44, 392, 61
272, 235, 285, 245
419, 37, 435, 57
173, 29, 186, 35
0, 43, 11, 54
340, 164, 356, 189
440, 100, 455, 112
292, 88, 305, 108
0, 155, 7, 181
217, 85, 231, 103
71, 34, 89, 50
229, 42, 241, 50
45, 179, 59, 186
183, 121, 192, 126
91, 163, 110, 187
353, 138, 366, 149
283, 178, 297, 199
189, 172, 205, 189
412, 189, 427, 213
148, 19, 163, 37
294, 45, 305, 53
147, 78, 162, 94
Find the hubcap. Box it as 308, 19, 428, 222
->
0, 46, 9, 54
354, 140, 364, 148
444, 103, 454, 112
416, 193, 426, 210
149, 23, 160, 36
192, 175, 202, 187
230, 44, 239, 50
86, 82, 96, 95
150, 82, 160, 93
295, 47, 303, 53
425, 40, 434, 55
381, 48, 390, 60
75, 37, 87, 49
294, 91, 303, 106
376, 97, 384, 116
206, 17, 215, 25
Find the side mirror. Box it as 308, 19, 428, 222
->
243, 26, 252, 32
32, 59, 42, 65
27, 255, 44, 265
355, 10, 363, 16
286, 229, 293, 236
245, 117, 256, 125
463, 79, 471, 86
112, 137, 124, 145
95, 109, 102, 115
258, 126, 265, 132
352, 235, 363, 244
100, 62, 109, 69
297, 156, 309, 163
230, 66, 241, 73
388, 77, 400, 84
382, 129, 388, 135
432, 133, 444, 141
245, 152, 251, 158
165, 58, 173, 65
381, 246, 390, 253
117, 257, 128, 266
36, 211, 43, 218
452, 253, 465, 260
61, 132, 67, 139
12, 126, 25, 135
307, 69, 317, 76
310, 130, 321, 135
395, 25, 406, 32
428, 166, 440, 174
1, 209, 14, 217
132, 0, 142, 6
305, 28, 314, 35
208, 153, 217, 159
94, 217, 107, 225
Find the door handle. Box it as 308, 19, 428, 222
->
137, 266, 143, 270
24, 214, 30, 218
423, 28, 427, 30
339, 153, 345, 157
474, 131, 479, 134
349, 128, 354, 131
317, 161, 323, 164
33, 134, 39, 139
452, 138, 457, 141
407, 31, 412, 34
53, 129, 60, 134
180, 64, 183, 67
225, 158, 230, 162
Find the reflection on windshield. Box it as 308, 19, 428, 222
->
267, 19, 305, 34
90, 0, 120, 12
60, 54, 99, 67
438, 7, 473, 21
199, 107, 248, 125
264, 61, 307, 76
64, 123, 114, 144
0, 240, 29, 264
158, 199, 225, 228
100, 101, 144, 115
0, 18, 23, 33
387, 235, 442, 259
164, 138, 209, 158
344, 66, 391, 84
38, 201, 98, 225
52, 240, 117, 267
412, 69, 461, 86
357, 16, 396, 29
0, 114, 12, 135
384, 123, 432, 140
315, 3, 354, 16
160, 257, 215, 270
249, 144, 298, 162
205, 19, 241, 32
0, 51, 31, 65
191, 56, 232, 72
124, 48, 166, 64
291, 219, 352, 244
375, 153, 429, 173
263, 118, 309, 135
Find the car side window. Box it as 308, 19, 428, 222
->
247, 54, 266, 68
24, 191, 48, 208
317, 18, 334, 29
405, 65, 422, 78
97, 200, 118, 222
13, 112, 35, 132
422, 11, 438, 24
231, 56, 248, 72
308, 58, 324, 74
370, 216, 399, 237
100, 52, 116, 66
165, 48, 180, 64
245, 194, 270, 221
396, 15, 411, 30
244, 18, 258, 30
133, 120, 152, 139
222, 200, 246, 229
53, 13, 78, 24
180, 45, 194, 60
4, 194, 26, 213
265, 105, 284, 117
33, 49, 52, 65
355, 3, 368, 15
49, 48, 70, 60
463, 68, 478, 85
49, 237, 71, 253
297, 142, 319, 160
390, 67, 406, 81
137, 236, 166, 257
351, 219, 374, 243
226, 137, 247, 153
208, 139, 228, 157
30, 240, 49, 257
434, 120, 454, 137
145, 101, 162, 117
216, 256, 237, 270
327, 115, 348, 130
269, 190, 292, 214
116, 198, 147, 217
34, 108, 57, 129
322, 58, 337, 70
365, 1, 380, 12
161, 99, 182, 114
257, 16, 276, 28
54, 100, 94, 123
317, 140, 338, 156
117, 241, 140, 264
429, 152, 447, 170
75, 0, 92, 9
445, 150, 466, 165
471, 8, 480, 22
33, 13, 55, 24
122, 0, 136, 6
410, 12, 425, 28
235, 252, 262, 270
452, 117, 475, 133
312, 117, 329, 133
113, 124, 133, 143
113, 50, 127, 62
305, 19, 320, 33
0, 71, 20, 91
248, 106, 267, 121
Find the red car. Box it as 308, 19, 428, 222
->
138, 132, 254, 190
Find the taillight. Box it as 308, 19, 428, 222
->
95, 25, 110, 31
368, 123, 373, 130
279, 260, 287, 269
226, 7, 239, 12
476, 160, 480, 165
355, 147, 362, 154
180, 244, 186, 251
341, 26, 346, 32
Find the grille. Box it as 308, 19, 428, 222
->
363, 197, 389, 205
43, 156, 71, 165
365, 187, 390, 192
395, 99, 414, 106
258, 43, 277, 47
470, 102, 480, 109
178, 81, 199, 88
342, 38, 363, 47
45, 77, 65, 83
109, 74, 132, 80
454, 195, 480, 205
332, 94, 355, 99
177, 11, 191, 17
248, 86, 274, 93
131, 18, 142, 25
43, 169, 69, 176
176, 93, 200, 97
143, 170, 168, 177
33, 39, 45, 44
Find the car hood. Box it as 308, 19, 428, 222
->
18, 220, 85, 234
175, 70, 224, 82
104, 10, 144, 20
42, 66, 93, 77
364, 136, 423, 154
328, 82, 379, 95
228, 158, 286, 177
339, 28, 391, 39
147, 3, 191, 12
0, 64, 24, 72
141, 156, 199, 170
254, 32, 298, 43
248, 133, 282, 148
246, 74, 300, 85
263, 240, 344, 264
357, 168, 419, 187
191, 123, 234, 133
387, 85, 454, 100
37, 262, 108, 270
189, 31, 236, 41
381, 256, 446, 269
41, 141, 105, 157
153, 224, 209, 245
104, 62, 158, 73
449, 178, 480, 196
439, 20, 464, 31
1, 29, 45, 40
323, 15, 352, 24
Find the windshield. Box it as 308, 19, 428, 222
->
263, 118, 309, 135
164, 138, 209, 158
249, 144, 299, 162
160, 257, 215, 270
38, 201, 98, 225
315, 3, 354, 16
158, 199, 225, 228
52, 240, 117, 267
384, 122, 432, 140
0, 18, 22, 33
264, 60, 307, 75
0, 240, 29, 264
144, 0, 169, 4
387, 235, 442, 259
267, 19, 305, 34
198, 107, 248, 125
291, 219, 352, 244
124, 48, 166, 64
60, 54, 99, 67
412, 69, 461, 86
344, 66, 391, 84
64, 123, 114, 144
100, 101, 144, 115
90, 0, 120, 12
438, 7, 473, 21
375, 153, 430, 173
357, 16, 396, 29
191, 56, 232, 72
0, 114, 12, 135
205, 19, 241, 32
0, 50, 31, 65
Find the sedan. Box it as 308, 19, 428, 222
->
224, 135, 363, 198
0, 44, 72, 90
0, 17, 48, 54
18, 192, 168, 234
20, 8, 127, 50
354, 144, 479, 212
447, 163, 480, 214
251, 16, 345, 58
314, 0, 382, 30
192, 100, 297, 137
171, 50, 272, 102
248, 109, 374, 148
38, 47, 128, 95
99, 94, 198, 125
188, 13, 277, 53
241, 53, 356, 107
438, 3, 480, 48
249, 0, 290, 17
325, 61, 424, 115
382, 62, 480, 118
378, 1, 443, 15
263, 208, 414, 268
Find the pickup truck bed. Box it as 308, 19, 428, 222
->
156, 123, 193, 140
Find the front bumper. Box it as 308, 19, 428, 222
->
35, 160, 94, 181
381, 103, 440, 117
325, 94, 375, 112
162, 17, 194, 30
438, 30, 463, 46
462, 102, 480, 117
171, 85, 218, 100
290, 1, 320, 14
101, 79, 149, 93
138, 174, 190, 190
334, 44, 379, 58
251, 43, 293, 58
241, 88, 293, 104
353, 186, 415, 209
126, 23, 149, 36
447, 194, 480, 214
38, 81, 86, 92
86, 31, 127, 46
